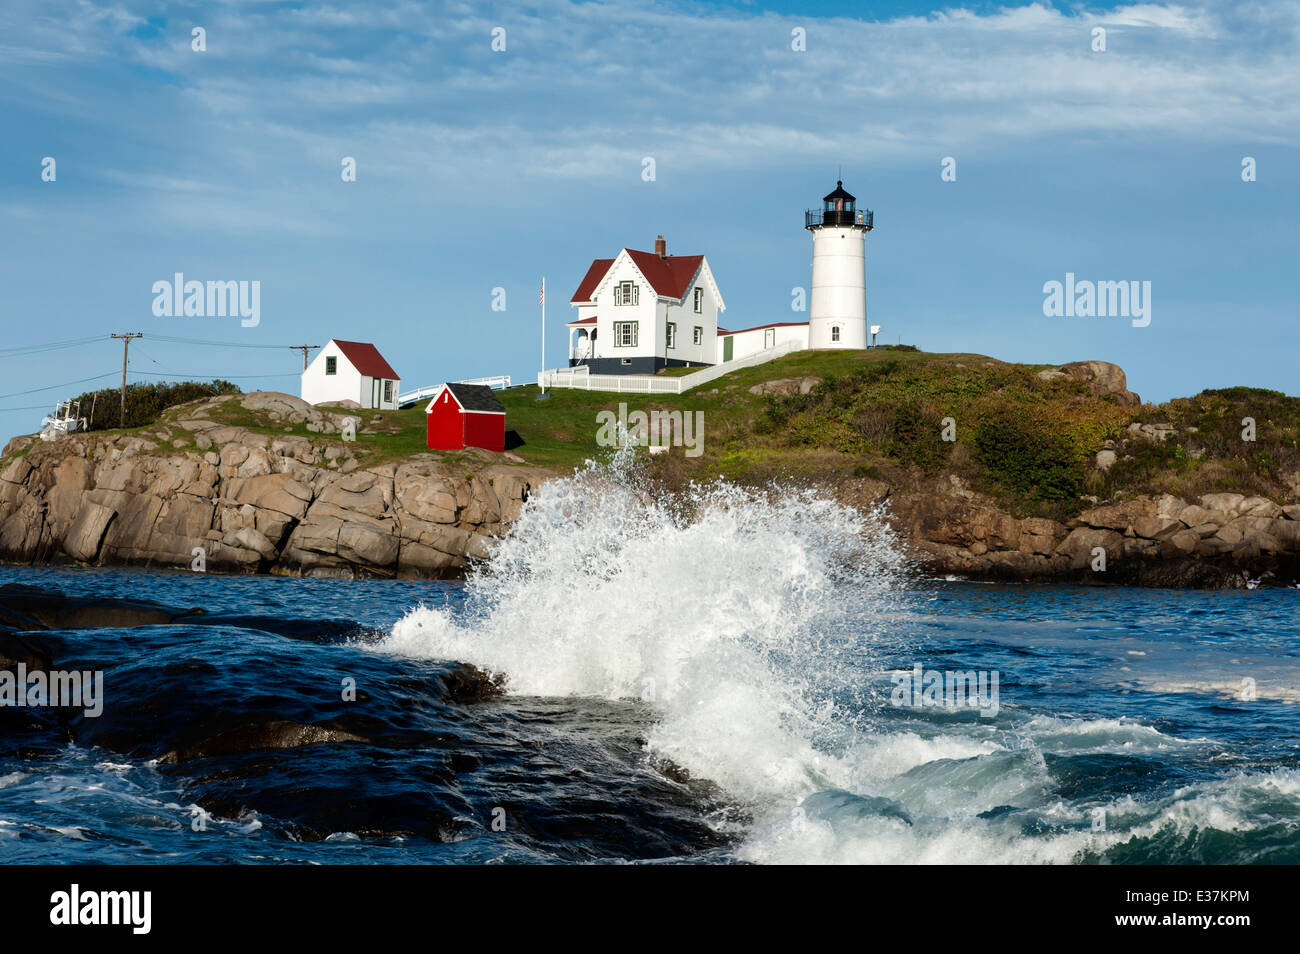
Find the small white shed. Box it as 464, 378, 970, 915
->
301, 339, 401, 409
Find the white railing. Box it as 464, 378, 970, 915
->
538, 340, 804, 395
455, 375, 511, 390
398, 376, 512, 407
397, 385, 441, 406
671, 339, 804, 391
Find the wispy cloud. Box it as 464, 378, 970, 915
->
2, 0, 1296, 230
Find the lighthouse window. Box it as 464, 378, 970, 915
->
614, 321, 638, 347
666, 322, 677, 349
693, 287, 703, 312
831, 326, 841, 342
615, 281, 638, 306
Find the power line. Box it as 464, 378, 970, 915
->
130, 343, 297, 381
0, 371, 119, 402
130, 370, 299, 380
146, 334, 305, 350
0, 335, 106, 357
0, 333, 313, 359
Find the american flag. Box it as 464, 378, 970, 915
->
539, 282, 545, 306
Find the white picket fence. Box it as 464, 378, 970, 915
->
538, 340, 804, 395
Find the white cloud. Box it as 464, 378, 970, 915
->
3, 0, 1294, 217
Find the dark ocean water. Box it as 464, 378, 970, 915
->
2, 464, 1299, 864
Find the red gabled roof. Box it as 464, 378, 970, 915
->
567, 315, 597, 326
626, 250, 703, 300
570, 259, 615, 303
570, 250, 705, 303
332, 340, 399, 379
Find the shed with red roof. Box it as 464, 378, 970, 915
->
301, 339, 402, 409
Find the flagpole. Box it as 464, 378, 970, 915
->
540, 276, 546, 394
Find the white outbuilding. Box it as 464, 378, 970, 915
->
300, 339, 401, 409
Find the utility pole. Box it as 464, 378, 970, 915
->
290, 344, 320, 370
110, 333, 142, 428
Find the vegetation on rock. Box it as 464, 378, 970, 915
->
72, 380, 242, 432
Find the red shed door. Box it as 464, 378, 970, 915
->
426, 391, 465, 449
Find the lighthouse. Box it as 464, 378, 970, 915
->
805, 180, 873, 349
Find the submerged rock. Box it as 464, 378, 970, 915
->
157, 720, 370, 764
0, 584, 204, 630
438, 664, 505, 703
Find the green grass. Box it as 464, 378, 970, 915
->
17, 349, 1297, 518
499, 349, 1021, 477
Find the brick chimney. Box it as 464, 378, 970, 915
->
654, 234, 666, 258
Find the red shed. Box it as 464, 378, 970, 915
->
425, 382, 506, 452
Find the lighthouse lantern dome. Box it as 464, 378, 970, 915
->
823, 180, 856, 213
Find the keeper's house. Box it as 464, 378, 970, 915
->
567, 235, 725, 375
301, 339, 401, 409
425, 382, 506, 453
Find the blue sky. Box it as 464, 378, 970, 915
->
1, 0, 1297, 445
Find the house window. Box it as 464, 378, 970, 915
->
614, 281, 639, 306
325, 356, 337, 375
621, 358, 632, 365
831, 326, 840, 342
693, 326, 703, 346
693, 287, 703, 313
613, 321, 638, 347
383, 380, 393, 403
666, 322, 676, 349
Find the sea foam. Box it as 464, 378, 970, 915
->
380, 450, 1300, 864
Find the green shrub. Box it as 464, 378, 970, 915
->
973, 408, 1087, 500
72, 380, 242, 432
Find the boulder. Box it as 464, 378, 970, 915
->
224, 526, 278, 561
1058, 361, 1141, 406
1201, 492, 1246, 514
747, 377, 822, 396
1056, 527, 1125, 568
62, 502, 117, 562
1018, 517, 1065, 556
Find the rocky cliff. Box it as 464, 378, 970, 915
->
0, 393, 551, 579
2, 383, 1297, 588
878, 477, 1300, 588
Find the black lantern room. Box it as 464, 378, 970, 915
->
805, 180, 873, 230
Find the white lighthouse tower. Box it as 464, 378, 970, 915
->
806, 180, 872, 349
